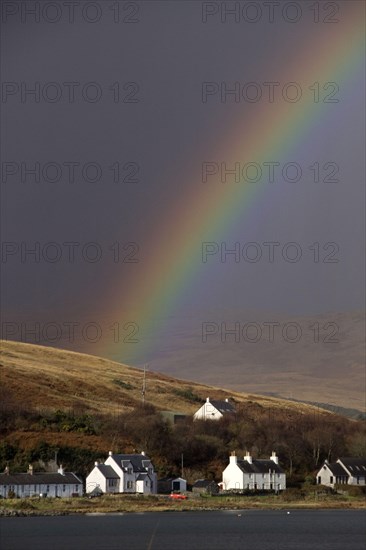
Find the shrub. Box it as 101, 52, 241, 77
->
172, 388, 202, 403
339, 485, 366, 497
281, 488, 305, 501
113, 379, 134, 390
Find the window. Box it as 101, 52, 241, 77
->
34, 485, 37, 491
330, 477, 333, 484
75, 485, 79, 492
127, 468, 132, 474
63, 485, 66, 491
46, 485, 50, 491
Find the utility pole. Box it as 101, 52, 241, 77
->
142, 364, 148, 406
181, 453, 184, 479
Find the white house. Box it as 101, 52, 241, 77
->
193, 397, 235, 421
0, 464, 83, 498
222, 451, 286, 491
86, 451, 157, 495
316, 457, 366, 487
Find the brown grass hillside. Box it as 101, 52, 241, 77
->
0, 340, 332, 418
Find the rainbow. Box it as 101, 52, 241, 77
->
99, 4, 365, 365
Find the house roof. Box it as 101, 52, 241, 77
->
96, 465, 119, 479
324, 462, 348, 477
236, 459, 284, 474
210, 400, 236, 414
110, 454, 152, 473
193, 479, 217, 488
136, 473, 150, 481
0, 472, 82, 486
338, 457, 366, 475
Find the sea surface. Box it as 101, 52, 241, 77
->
0, 510, 365, 550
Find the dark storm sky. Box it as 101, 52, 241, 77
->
1, 1, 365, 360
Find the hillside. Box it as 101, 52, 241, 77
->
108, 310, 364, 411
1, 341, 364, 481
0, 340, 332, 417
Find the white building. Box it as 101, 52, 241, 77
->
86, 451, 157, 495
222, 451, 286, 491
0, 464, 82, 498
316, 457, 366, 487
193, 397, 235, 421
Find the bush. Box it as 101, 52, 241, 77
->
281, 488, 305, 501
113, 379, 134, 390
172, 388, 202, 403
339, 485, 366, 497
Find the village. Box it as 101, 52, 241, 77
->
1, 398, 365, 501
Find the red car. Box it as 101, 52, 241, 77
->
170, 492, 187, 500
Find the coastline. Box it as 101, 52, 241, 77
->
1, 494, 365, 517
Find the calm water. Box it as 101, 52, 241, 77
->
1, 510, 365, 550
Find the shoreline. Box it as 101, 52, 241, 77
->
1, 495, 365, 517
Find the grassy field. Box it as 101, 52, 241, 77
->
0, 340, 334, 417
1, 493, 365, 516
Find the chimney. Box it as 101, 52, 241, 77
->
28, 464, 34, 475
270, 451, 279, 465
229, 451, 237, 464
108, 451, 113, 456
57, 464, 65, 476
225, 398, 229, 403
94, 461, 99, 466
4, 466, 9, 475
244, 452, 252, 464
206, 397, 210, 402
141, 451, 145, 456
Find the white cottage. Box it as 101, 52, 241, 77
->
222, 451, 286, 491
0, 464, 82, 498
316, 457, 366, 487
86, 451, 157, 495
193, 397, 235, 420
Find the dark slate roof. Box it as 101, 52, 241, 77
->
210, 400, 236, 414
96, 465, 119, 479
110, 454, 152, 473
338, 457, 366, 474
0, 472, 82, 485
158, 477, 184, 484
324, 462, 348, 476
236, 459, 284, 474
136, 473, 149, 481
193, 479, 217, 488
